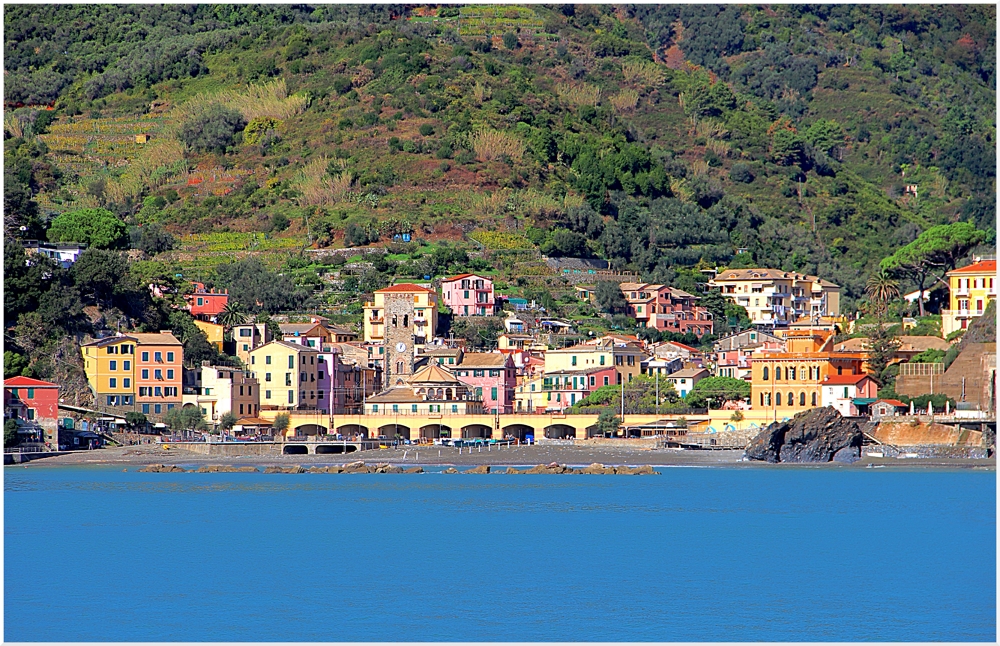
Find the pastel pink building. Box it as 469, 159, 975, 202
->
620, 283, 713, 337
453, 352, 515, 413
441, 273, 495, 316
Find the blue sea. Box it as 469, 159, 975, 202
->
4, 465, 995, 641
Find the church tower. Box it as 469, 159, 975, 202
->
383, 292, 416, 388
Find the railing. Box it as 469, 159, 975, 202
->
942, 309, 984, 317
4, 445, 49, 454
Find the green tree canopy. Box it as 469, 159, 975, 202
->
594, 281, 628, 314
47, 208, 127, 249
178, 104, 247, 154
683, 376, 750, 409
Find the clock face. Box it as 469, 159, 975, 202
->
396, 342, 406, 353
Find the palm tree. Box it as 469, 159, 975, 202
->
217, 301, 248, 329
865, 270, 900, 316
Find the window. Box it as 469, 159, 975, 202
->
288, 355, 295, 369
154, 369, 163, 380
197, 297, 204, 306
309, 391, 314, 400
789, 367, 796, 380
265, 390, 272, 400
412, 404, 418, 413
142, 404, 150, 414
240, 404, 244, 415
109, 378, 117, 388
452, 405, 458, 413
491, 387, 497, 400
123, 378, 130, 389
837, 366, 843, 376
373, 405, 379, 412
318, 391, 324, 400
109, 360, 117, 371
843, 387, 849, 398
762, 366, 769, 381
289, 391, 295, 404
240, 329, 252, 337
776, 392, 782, 406
167, 369, 174, 380
811, 392, 817, 406
265, 373, 272, 382
775, 366, 782, 380
107, 345, 118, 355
571, 356, 577, 366
167, 352, 174, 362
154, 386, 162, 397
787, 392, 793, 407
154, 404, 162, 414
141, 352, 149, 362
265, 355, 272, 365
139, 387, 148, 396
285, 374, 292, 387
590, 376, 595, 387
627, 356, 634, 366
123, 361, 131, 371
154, 352, 162, 362
799, 392, 805, 406
603, 376, 609, 386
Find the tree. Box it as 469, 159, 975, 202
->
880, 222, 988, 316
178, 104, 246, 154
213, 258, 309, 314
47, 208, 127, 249
125, 411, 148, 432
4, 419, 20, 447
163, 406, 208, 432
5, 351, 30, 377
864, 269, 900, 316
168, 311, 229, 367
272, 412, 290, 435
218, 411, 238, 432
595, 409, 620, 437
129, 223, 176, 255
217, 301, 248, 329
595, 281, 628, 314
683, 376, 750, 409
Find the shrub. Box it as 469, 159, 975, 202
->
503, 32, 519, 50
729, 163, 755, 183
48, 208, 127, 249
244, 116, 282, 146
178, 104, 246, 154
419, 123, 435, 136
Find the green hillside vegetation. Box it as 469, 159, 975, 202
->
5, 5, 995, 382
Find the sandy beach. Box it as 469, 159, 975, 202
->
8, 443, 994, 470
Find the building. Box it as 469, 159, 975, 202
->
22, 240, 87, 269
714, 329, 784, 353
664, 368, 709, 398
183, 364, 260, 422
641, 356, 683, 377
750, 331, 866, 420
248, 340, 321, 411
712, 330, 784, 380
280, 322, 333, 349
232, 322, 272, 366
619, 283, 714, 336
871, 399, 908, 419
453, 352, 516, 414
545, 337, 647, 384
441, 273, 495, 316
81, 335, 137, 410
185, 282, 229, 319
708, 268, 840, 327
194, 319, 225, 352
820, 373, 879, 417
517, 366, 618, 413
4, 376, 60, 446
364, 364, 484, 421
133, 332, 184, 415
363, 284, 438, 344
941, 259, 996, 337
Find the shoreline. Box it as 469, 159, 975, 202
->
7, 444, 994, 471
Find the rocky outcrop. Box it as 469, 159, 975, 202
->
194, 465, 259, 473
341, 461, 369, 473
745, 407, 862, 463
464, 465, 490, 474
580, 462, 615, 475
403, 466, 424, 474
263, 465, 306, 474
442, 467, 459, 474
504, 467, 523, 474
138, 464, 186, 473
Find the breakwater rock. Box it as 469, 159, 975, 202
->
194, 465, 259, 473
138, 464, 186, 473
464, 465, 490, 474
745, 407, 862, 463
504, 462, 658, 475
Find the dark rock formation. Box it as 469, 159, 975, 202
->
464, 465, 490, 474
403, 466, 424, 474
745, 407, 862, 463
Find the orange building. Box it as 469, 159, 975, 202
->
133, 332, 184, 415
750, 330, 866, 421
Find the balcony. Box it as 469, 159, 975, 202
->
368, 316, 384, 324
943, 309, 984, 318
954, 286, 970, 296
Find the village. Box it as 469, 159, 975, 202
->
5, 246, 995, 458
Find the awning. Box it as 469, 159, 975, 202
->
852, 398, 877, 405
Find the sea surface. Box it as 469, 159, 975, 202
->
4, 465, 995, 641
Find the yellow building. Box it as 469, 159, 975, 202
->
709, 268, 840, 327
363, 283, 438, 345
942, 259, 996, 337
81, 336, 137, 408
750, 331, 866, 421
194, 319, 225, 352
248, 340, 320, 411
544, 337, 646, 383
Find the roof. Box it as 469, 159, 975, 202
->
667, 368, 709, 379
947, 260, 996, 275
234, 417, 274, 426
543, 366, 616, 377
458, 352, 509, 368
253, 339, 319, 353
366, 388, 426, 404
81, 335, 138, 348
129, 332, 183, 346
896, 336, 951, 353
875, 399, 907, 408
442, 273, 489, 282
822, 374, 872, 385
835, 338, 870, 352
662, 340, 700, 353
279, 323, 324, 335
409, 364, 462, 384
712, 268, 839, 288
376, 283, 436, 294
5, 376, 58, 388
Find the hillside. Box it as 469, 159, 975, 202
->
5, 4, 996, 316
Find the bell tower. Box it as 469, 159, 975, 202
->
383, 292, 415, 388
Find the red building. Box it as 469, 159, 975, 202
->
185, 282, 229, 318
4, 376, 61, 445
619, 283, 713, 337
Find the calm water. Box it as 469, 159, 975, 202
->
4, 465, 995, 641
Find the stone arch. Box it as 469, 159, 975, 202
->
461, 424, 492, 439
315, 444, 357, 454
419, 424, 451, 439
283, 444, 309, 455
501, 423, 535, 441
544, 423, 577, 439
377, 423, 411, 440
294, 423, 327, 436
336, 424, 369, 439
